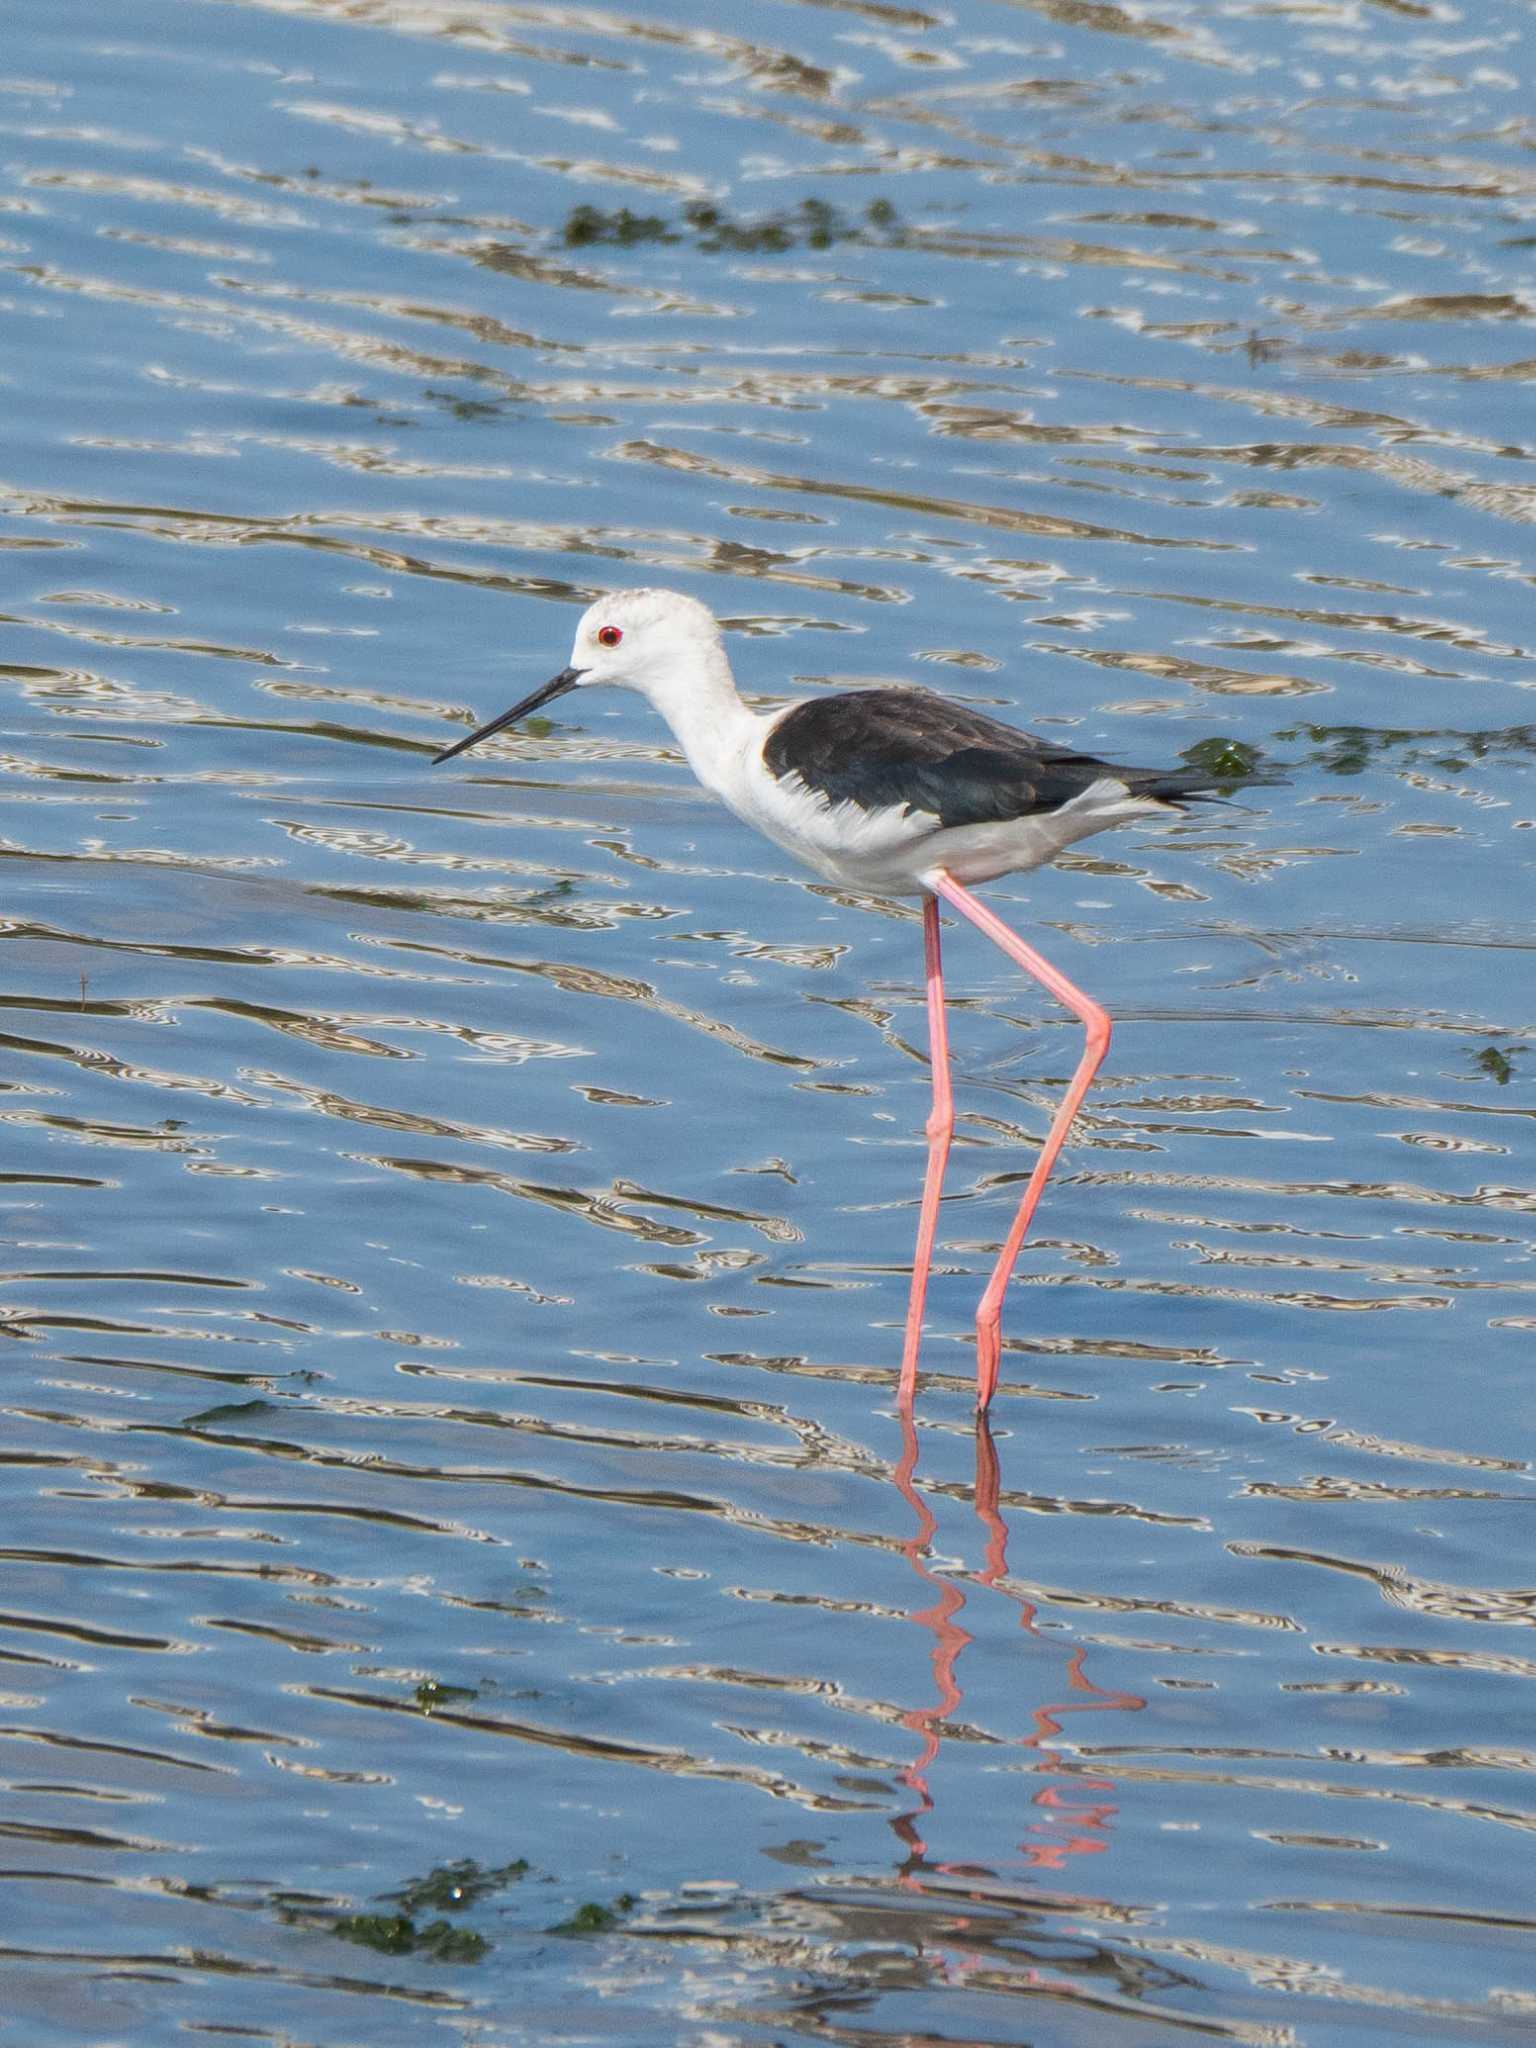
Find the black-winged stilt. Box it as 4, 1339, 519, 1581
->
433, 587, 1279, 1410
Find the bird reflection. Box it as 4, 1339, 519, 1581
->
891, 1407, 1146, 1894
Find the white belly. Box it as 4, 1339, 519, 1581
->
717, 752, 1162, 895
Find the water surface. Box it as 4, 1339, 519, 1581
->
2, 0, 1536, 2040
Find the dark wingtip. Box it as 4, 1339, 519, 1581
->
1152, 766, 1290, 802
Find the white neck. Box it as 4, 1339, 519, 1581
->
631, 641, 764, 797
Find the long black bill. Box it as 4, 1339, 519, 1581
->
432, 665, 586, 766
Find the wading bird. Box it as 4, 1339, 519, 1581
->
434, 588, 1277, 1410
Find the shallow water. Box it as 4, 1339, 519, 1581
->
2, 0, 1536, 2040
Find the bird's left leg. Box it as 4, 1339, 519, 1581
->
927, 870, 1111, 1412
898, 893, 953, 1405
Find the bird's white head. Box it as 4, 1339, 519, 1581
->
433, 586, 732, 766
569, 586, 725, 694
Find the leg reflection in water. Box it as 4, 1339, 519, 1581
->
891, 1408, 1147, 1892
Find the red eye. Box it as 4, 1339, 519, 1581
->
596, 624, 623, 648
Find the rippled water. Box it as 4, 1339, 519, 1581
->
3, 0, 1536, 2040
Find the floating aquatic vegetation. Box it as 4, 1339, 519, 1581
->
1273, 719, 1536, 776
1471, 1042, 1528, 1086
561, 196, 901, 254
1179, 735, 1275, 782
328, 1911, 489, 1963
551, 1892, 639, 1936
298, 1858, 532, 1964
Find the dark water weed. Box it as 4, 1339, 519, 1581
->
562, 196, 902, 254
552, 1893, 639, 1935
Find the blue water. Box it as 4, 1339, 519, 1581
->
2, 0, 1535, 2039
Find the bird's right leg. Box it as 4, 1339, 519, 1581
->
898, 893, 953, 1405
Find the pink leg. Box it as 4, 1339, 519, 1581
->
898, 895, 954, 1406
928, 870, 1111, 1412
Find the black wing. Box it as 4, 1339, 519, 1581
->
762, 689, 1241, 831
